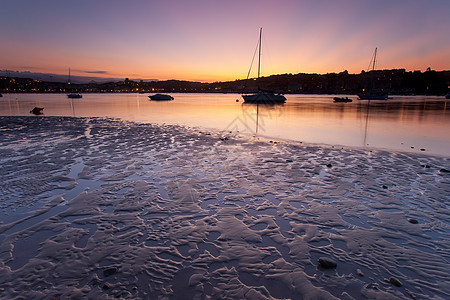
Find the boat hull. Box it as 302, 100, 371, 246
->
358, 93, 388, 100
333, 97, 352, 103
67, 94, 82, 99
148, 94, 174, 101
242, 93, 286, 104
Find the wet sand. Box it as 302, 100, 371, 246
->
0, 116, 449, 299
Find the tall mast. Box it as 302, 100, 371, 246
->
372, 47, 378, 71
68, 67, 71, 85
257, 28, 262, 79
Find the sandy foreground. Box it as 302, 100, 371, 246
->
0, 116, 448, 299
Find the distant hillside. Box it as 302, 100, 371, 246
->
0, 70, 157, 84
1, 69, 449, 95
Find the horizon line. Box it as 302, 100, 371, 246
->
1, 67, 449, 84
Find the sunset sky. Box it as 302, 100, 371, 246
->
1, 0, 449, 82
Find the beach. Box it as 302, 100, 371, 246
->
0, 116, 449, 299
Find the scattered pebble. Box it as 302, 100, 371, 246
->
357, 269, 364, 277
102, 282, 111, 290
389, 276, 402, 287
103, 267, 118, 277
318, 257, 337, 269
408, 218, 418, 224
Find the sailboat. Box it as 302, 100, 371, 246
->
358, 48, 388, 100
66, 68, 83, 99
242, 28, 286, 104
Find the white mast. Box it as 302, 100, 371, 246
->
257, 28, 262, 79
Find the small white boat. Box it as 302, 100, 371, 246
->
148, 94, 174, 101
67, 93, 82, 99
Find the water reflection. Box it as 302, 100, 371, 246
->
0, 93, 448, 156
241, 102, 285, 135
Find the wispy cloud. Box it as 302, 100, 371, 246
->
83, 70, 109, 74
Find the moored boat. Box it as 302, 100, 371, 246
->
242, 28, 286, 104
333, 97, 352, 103
446, 92, 450, 99
243, 92, 286, 103
148, 94, 174, 101
358, 48, 389, 100
357, 91, 388, 100
67, 93, 82, 99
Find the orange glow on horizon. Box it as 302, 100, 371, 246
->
1, 1, 449, 82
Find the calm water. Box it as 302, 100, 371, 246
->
1, 93, 449, 156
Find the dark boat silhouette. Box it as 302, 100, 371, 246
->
358, 48, 388, 100
30, 107, 44, 115
67, 93, 82, 99
66, 68, 82, 99
333, 97, 352, 103
242, 28, 286, 104
148, 94, 174, 101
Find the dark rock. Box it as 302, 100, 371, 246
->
30, 107, 44, 115
440, 168, 449, 173
382, 185, 388, 189
408, 218, 418, 224
103, 267, 118, 277
420, 148, 426, 151
286, 159, 293, 163
318, 257, 337, 269
389, 276, 402, 287
102, 282, 111, 290
326, 163, 332, 168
